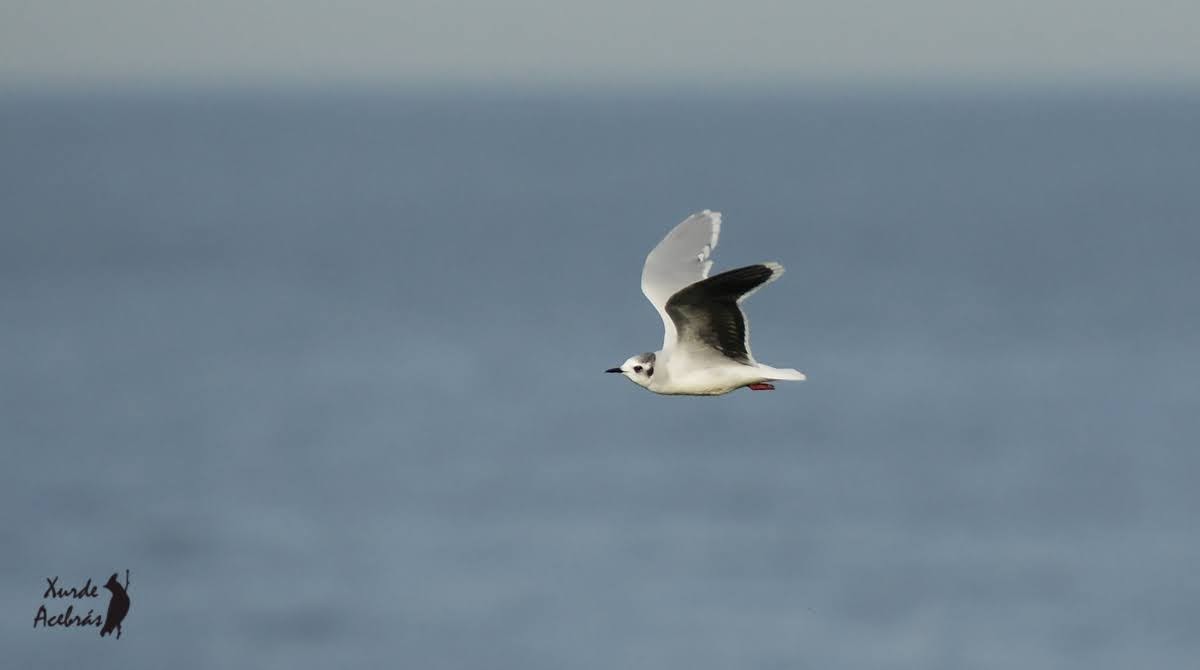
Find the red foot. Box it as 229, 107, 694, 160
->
747, 383, 775, 391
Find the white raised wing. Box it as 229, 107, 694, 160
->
640, 210, 721, 350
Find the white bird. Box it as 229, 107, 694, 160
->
606, 210, 806, 395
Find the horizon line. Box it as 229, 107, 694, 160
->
4, 72, 1200, 99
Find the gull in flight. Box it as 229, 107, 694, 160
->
606, 210, 806, 395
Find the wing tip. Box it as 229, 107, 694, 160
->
681, 209, 722, 269
698, 209, 721, 256
729, 262, 785, 305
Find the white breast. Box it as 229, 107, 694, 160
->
649, 358, 765, 396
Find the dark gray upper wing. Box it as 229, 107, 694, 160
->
664, 263, 782, 364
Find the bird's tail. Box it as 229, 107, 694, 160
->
756, 364, 806, 382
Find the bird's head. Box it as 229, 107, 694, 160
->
605, 352, 656, 388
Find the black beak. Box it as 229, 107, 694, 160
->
604, 367, 622, 373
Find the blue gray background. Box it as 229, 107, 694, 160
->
3, 86, 1198, 668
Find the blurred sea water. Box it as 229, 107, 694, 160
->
2, 86, 1198, 669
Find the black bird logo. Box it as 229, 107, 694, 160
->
100, 572, 130, 639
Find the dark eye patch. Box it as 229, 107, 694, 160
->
646, 368, 654, 377
633, 365, 643, 373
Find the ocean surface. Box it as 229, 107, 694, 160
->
2, 86, 1198, 669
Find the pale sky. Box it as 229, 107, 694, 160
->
2, 0, 1199, 87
